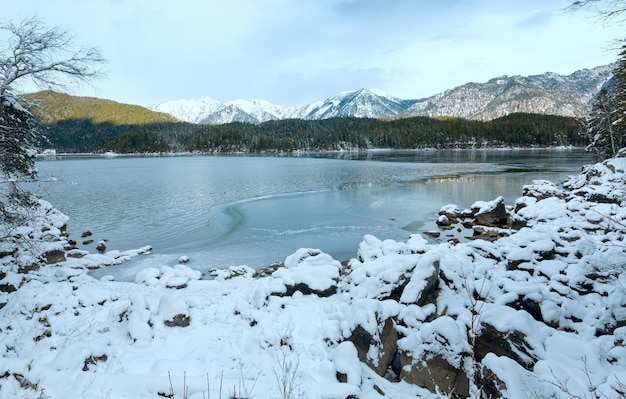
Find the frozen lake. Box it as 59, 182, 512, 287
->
34, 149, 593, 280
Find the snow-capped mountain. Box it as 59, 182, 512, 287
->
302, 88, 418, 120
151, 65, 614, 125
149, 97, 223, 124
403, 64, 614, 121
151, 97, 294, 124
151, 89, 416, 124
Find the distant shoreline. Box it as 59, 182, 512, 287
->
36, 145, 590, 160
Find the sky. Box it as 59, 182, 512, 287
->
2, 0, 624, 107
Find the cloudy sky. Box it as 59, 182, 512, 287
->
3, 0, 623, 107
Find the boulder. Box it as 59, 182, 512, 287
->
347, 318, 398, 377
399, 259, 440, 306
271, 248, 341, 297
44, 249, 66, 264
400, 352, 470, 398
96, 241, 106, 253
472, 197, 510, 227
477, 360, 508, 399
474, 323, 537, 370
436, 214, 453, 229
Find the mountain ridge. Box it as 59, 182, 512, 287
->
404, 64, 614, 121
151, 64, 613, 124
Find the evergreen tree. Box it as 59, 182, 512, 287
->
612, 44, 626, 152
586, 44, 626, 158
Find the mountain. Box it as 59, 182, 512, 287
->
151, 65, 614, 125
151, 89, 417, 124
301, 88, 419, 120
403, 64, 614, 121
151, 97, 291, 124
24, 91, 177, 125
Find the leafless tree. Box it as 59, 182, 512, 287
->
0, 16, 106, 247
567, 0, 626, 24
0, 16, 106, 103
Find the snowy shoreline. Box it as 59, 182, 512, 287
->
1, 153, 625, 398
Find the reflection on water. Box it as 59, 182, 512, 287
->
32, 149, 593, 279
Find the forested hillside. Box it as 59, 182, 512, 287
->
25, 91, 177, 125
38, 113, 585, 153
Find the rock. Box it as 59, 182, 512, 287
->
332, 341, 362, 385
400, 352, 470, 398
159, 292, 190, 327
439, 204, 460, 221
81, 230, 92, 238
474, 323, 537, 370
347, 318, 398, 377
18, 264, 40, 274
82, 354, 108, 371
163, 314, 190, 328
508, 297, 544, 323
477, 360, 508, 399
271, 248, 341, 297
424, 230, 441, 238
66, 250, 87, 259
44, 249, 66, 264
398, 259, 440, 307
0, 248, 17, 258
279, 282, 337, 297
472, 197, 510, 227
96, 241, 106, 253
436, 214, 453, 229
521, 180, 565, 201
472, 226, 504, 242
0, 283, 17, 293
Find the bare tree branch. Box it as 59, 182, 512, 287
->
566, 0, 626, 24
0, 16, 107, 101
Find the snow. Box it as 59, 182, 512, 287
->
151, 88, 413, 124
1, 155, 626, 398
471, 195, 504, 214
332, 341, 362, 385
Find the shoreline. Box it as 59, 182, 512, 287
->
36, 145, 589, 160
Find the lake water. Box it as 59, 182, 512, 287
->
34, 149, 593, 280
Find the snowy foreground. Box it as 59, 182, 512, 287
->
1, 156, 626, 399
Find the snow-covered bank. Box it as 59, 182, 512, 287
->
1, 155, 625, 398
